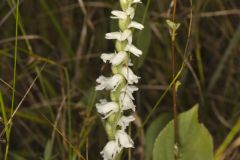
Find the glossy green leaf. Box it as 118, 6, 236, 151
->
145, 113, 172, 160
153, 105, 214, 160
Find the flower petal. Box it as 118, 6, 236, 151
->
96, 74, 123, 90
96, 100, 119, 119
111, 10, 127, 19
105, 30, 132, 42
118, 115, 135, 130
119, 92, 136, 111
101, 53, 115, 63
126, 7, 135, 19
132, 0, 142, 4
116, 130, 134, 149
128, 21, 144, 30
111, 51, 128, 66
100, 141, 118, 160
121, 85, 138, 100
105, 32, 122, 40
121, 67, 140, 84
121, 29, 132, 41
125, 44, 142, 57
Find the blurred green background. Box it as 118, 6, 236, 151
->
0, 0, 239, 159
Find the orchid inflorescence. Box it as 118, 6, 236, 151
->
95, 0, 144, 159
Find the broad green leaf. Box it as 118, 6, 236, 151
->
153, 105, 214, 160
134, 4, 151, 68
145, 113, 172, 160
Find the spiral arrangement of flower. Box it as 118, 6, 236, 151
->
95, 0, 144, 159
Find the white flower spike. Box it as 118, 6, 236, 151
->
96, 0, 144, 159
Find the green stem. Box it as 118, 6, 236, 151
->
4, 0, 19, 159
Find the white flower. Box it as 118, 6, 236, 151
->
111, 51, 128, 65
100, 140, 118, 160
121, 67, 140, 84
125, 44, 142, 57
121, 85, 138, 99
118, 115, 135, 130
105, 32, 122, 40
119, 92, 136, 111
101, 51, 128, 66
96, 99, 119, 119
128, 21, 144, 30
105, 30, 132, 42
96, 74, 123, 91
116, 130, 134, 150
111, 6, 135, 20
132, 0, 142, 4
128, 59, 133, 66
101, 53, 115, 63
111, 10, 127, 19
126, 7, 135, 19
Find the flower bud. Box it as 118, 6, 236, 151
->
120, 0, 131, 11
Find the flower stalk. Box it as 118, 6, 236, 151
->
95, 0, 144, 159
